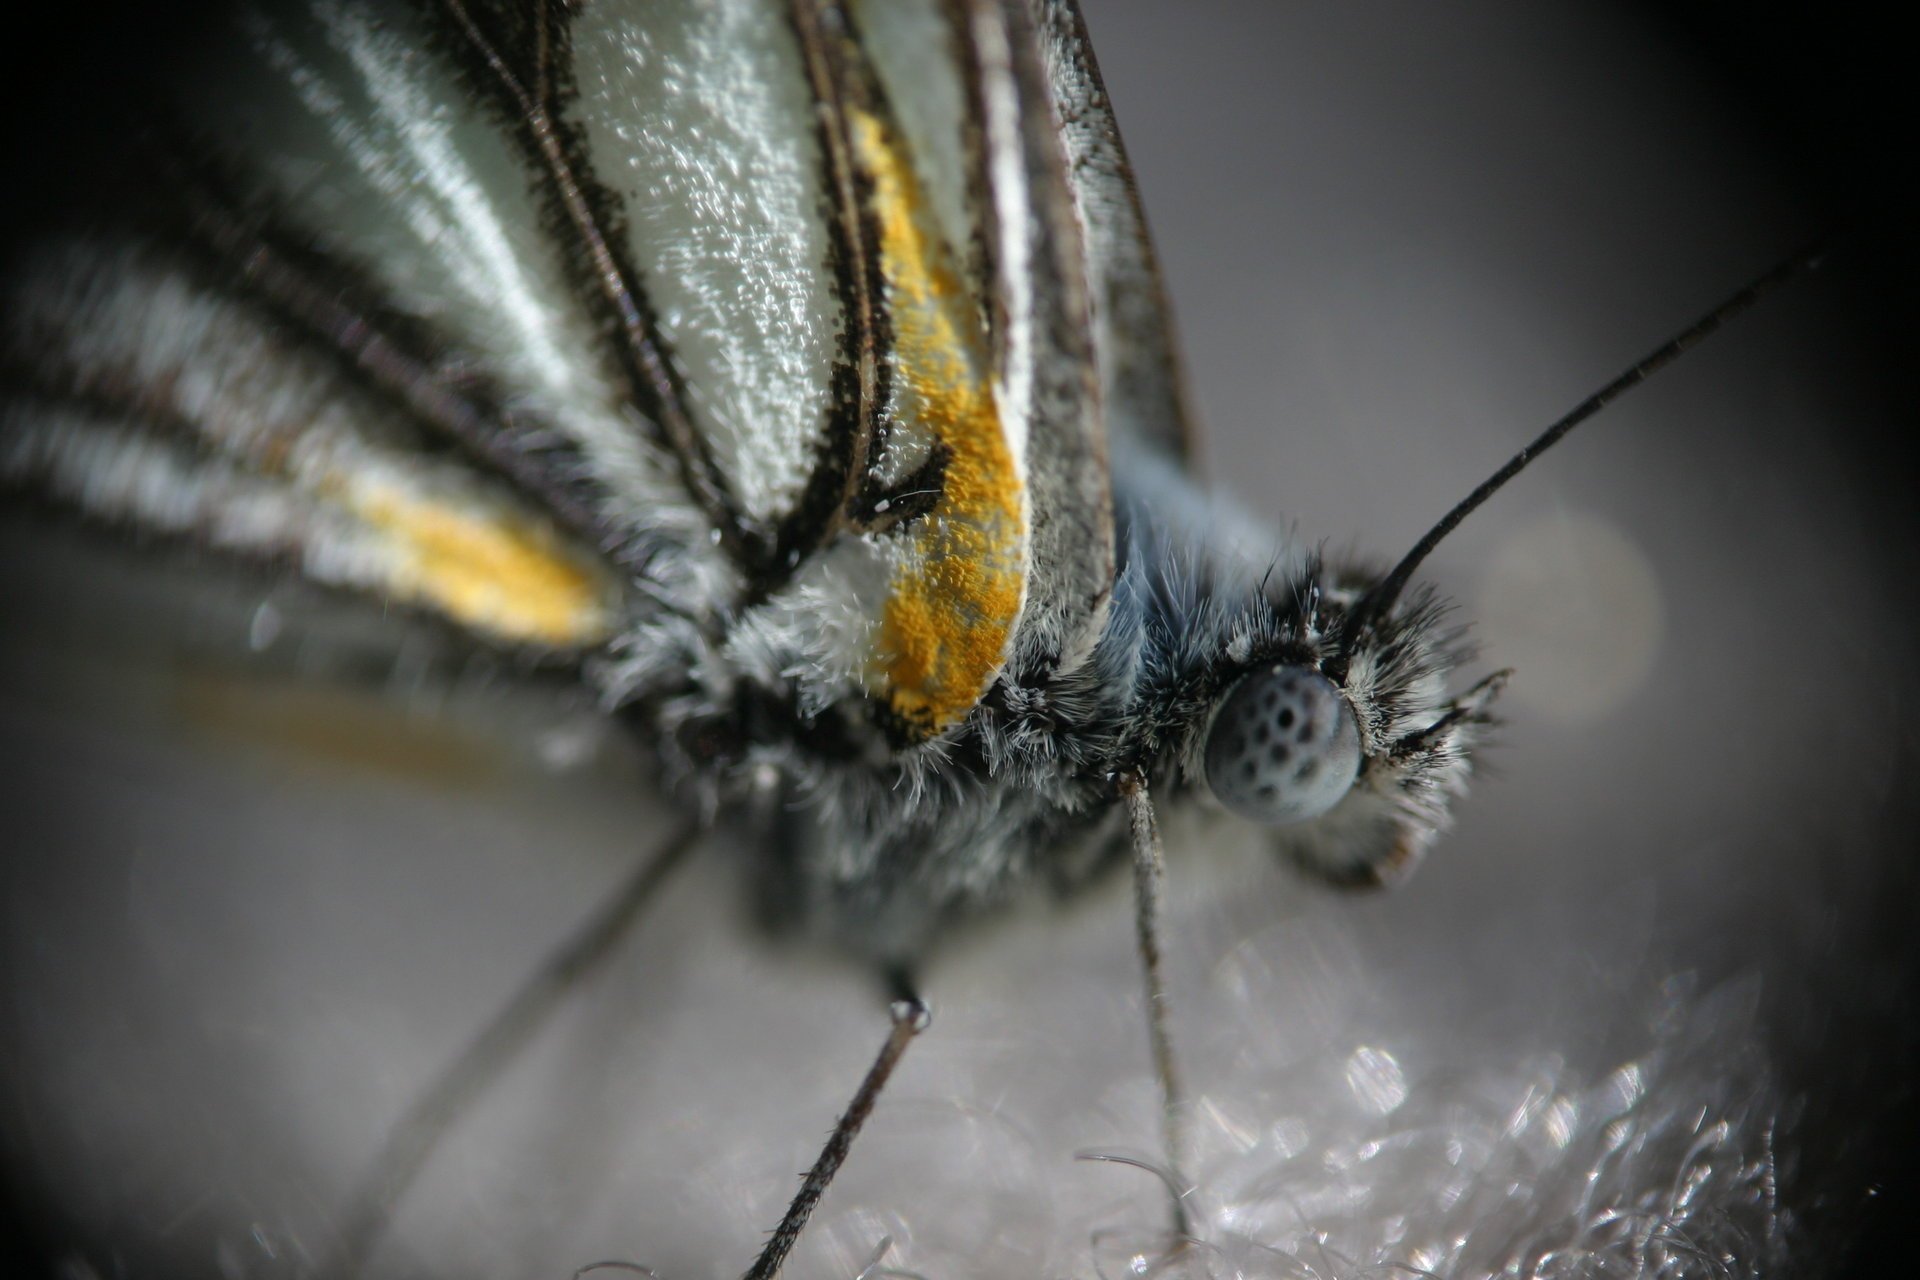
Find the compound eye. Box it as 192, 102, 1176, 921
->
1204, 666, 1361, 825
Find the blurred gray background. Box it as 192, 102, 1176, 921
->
3, 3, 1915, 1277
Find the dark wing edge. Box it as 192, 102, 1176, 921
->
1034, 0, 1201, 467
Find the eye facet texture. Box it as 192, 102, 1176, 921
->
1205, 666, 1361, 825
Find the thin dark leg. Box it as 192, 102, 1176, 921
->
740, 996, 932, 1280
334, 818, 703, 1277
1119, 772, 1193, 1242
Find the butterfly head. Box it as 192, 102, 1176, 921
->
1181, 566, 1506, 890
1203, 665, 1360, 826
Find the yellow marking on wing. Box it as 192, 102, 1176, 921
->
348, 483, 616, 648
853, 109, 1027, 737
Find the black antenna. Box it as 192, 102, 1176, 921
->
1329, 240, 1826, 679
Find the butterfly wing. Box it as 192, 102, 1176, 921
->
1034, 0, 1200, 466
0, 0, 1153, 744
3, 1, 666, 655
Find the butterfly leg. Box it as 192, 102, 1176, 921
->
331, 816, 704, 1277
1119, 773, 1196, 1244
740, 994, 932, 1280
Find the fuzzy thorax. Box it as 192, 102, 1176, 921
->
605, 467, 1503, 961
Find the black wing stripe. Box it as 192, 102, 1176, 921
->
0, 401, 616, 655
762, 0, 888, 590
1, 231, 624, 651
438, 0, 767, 584
0, 381, 228, 471
163, 163, 617, 560
1, 405, 377, 580
782, 0, 971, 554
945, 2, 1000, 353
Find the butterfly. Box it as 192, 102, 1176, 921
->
0, 2, 1896, 1280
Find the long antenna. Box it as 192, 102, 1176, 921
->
1329, 241, 1826, 678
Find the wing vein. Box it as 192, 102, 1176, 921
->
440, 0, 766, 586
